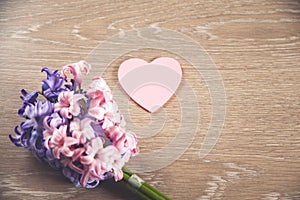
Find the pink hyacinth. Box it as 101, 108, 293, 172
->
102, 112, 115, 130
86, 77, 112, 105
87, 97, 106, 121
108, 127, 138, 156
97, 145, 126, 181
54, 91, 85, 119
70, 117, 94, 141
61, 60, 91, 85
47, 125, 79, 159
114, 131, 138, 156
102, 101, 125, 130
79, 137, 105, 186
61, 157, 83, 174
86, 77, 114, 121
43, 116, 59, 149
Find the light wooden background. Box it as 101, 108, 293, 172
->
1, 0, 300, 199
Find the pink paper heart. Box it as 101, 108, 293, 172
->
118, 57, 182, 113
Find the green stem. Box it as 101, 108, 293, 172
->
123, 172, 152, 200
122, 166, 172, 200
141, 181, 171, 199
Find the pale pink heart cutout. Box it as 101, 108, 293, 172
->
118, 57, 182, 113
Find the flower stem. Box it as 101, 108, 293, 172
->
80, 99, 88, 113
122, 166, 172, 200
123, 172, 152, 200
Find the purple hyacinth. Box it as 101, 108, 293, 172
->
10, 99, 53, 151
9, 123, 33, 147
62, 167, 82, 187
28, 131, 47, 161
18, 89, 38, 117
22, 100, 53, 133
41, 67, 66, 101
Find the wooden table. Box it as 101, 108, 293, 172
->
1, 1, 299, 199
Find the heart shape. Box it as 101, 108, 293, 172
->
118, 57, 182, 113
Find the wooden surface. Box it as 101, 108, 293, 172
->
1, 0, 300, 199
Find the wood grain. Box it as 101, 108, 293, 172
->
1, 0, 300, 199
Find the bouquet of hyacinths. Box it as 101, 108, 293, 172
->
9, 61, 171, 200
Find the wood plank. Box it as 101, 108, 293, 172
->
1, 0, 299, 199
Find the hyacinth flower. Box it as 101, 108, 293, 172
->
9, 61, 171, 200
